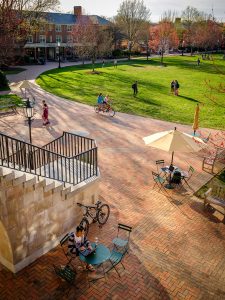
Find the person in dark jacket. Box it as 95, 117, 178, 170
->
132, 81, 138, 96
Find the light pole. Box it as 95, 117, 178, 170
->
23, 98, 34, 144
57, 41, 61, 68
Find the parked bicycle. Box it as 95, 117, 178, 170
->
77, 200, 110, 237
94, 100, 115, 117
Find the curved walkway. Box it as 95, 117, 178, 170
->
0, 64, 224, 300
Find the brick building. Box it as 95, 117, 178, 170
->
24, 6, 109, 61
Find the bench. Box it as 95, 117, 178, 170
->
0, 98, 17, 114
202, 148, 225, 173
204, 188, 225, 222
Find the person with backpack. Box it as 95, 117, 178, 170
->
132, 81, 138, 96
174, 80, 180, 96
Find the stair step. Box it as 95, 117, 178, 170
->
13, 170, 26, 186
0, 167, 14, 181
43, 179, 55, 192
23, 173, 37, 187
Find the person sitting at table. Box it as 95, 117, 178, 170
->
68, 225, 95, 271
171, 170, 182, 185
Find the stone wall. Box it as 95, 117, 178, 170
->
0, 168, 100, 273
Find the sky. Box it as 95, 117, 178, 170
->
60, 0, 225, 22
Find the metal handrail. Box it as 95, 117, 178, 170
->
0, 132, 98, 185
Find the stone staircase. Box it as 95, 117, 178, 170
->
0, 165, 100, 273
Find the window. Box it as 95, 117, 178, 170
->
67, 25, 72, 32
48, 24, 53, 31
39, 35, 46, 44
27, 35, 33, 43
49, 36, 52, 43
56, 24, 61, 32
67, 35, 73, 43
56, 35, 62, 43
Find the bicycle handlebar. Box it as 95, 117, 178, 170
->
77, 201, 102, 208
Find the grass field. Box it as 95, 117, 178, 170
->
36, 55, 225, 129
0, 94, 23, 110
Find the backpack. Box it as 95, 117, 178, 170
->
171, 171, 182, 184
132, 84, 135, 89
176, 82, 180, 88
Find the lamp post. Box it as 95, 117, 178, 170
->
23, 98, 34, 144
57, 41, 61, 68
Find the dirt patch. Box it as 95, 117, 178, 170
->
86, 71, 101, 75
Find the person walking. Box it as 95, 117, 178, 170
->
102, 59, 105, 68
174, 80, 179, 96
132, 81, 138, 96
42, 103, 50, 126
197, 58, 200, 66
114, 59, 117, 68
170, 80, 175, 93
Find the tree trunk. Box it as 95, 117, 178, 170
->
92, 57, 95, 72
161, 52, 163, 65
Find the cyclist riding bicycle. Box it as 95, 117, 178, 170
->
103, 95, 111, 111
97, 93, 104, 108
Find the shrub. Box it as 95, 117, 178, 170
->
0, 71, 9, 88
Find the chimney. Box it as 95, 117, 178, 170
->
74, 6, 82, 16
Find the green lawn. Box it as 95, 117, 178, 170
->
36, 55, 225, 129
3, 67, 26, 75
0, 94, 23, 110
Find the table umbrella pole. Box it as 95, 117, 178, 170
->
171, 151, 174, 165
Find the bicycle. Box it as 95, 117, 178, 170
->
77, 200, 110, 237
94, 100, 115, 117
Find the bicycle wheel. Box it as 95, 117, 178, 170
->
80, 218, 89, 237
97, 204, 110, 225
94, 105, 99, 113
108, 108, 115, 117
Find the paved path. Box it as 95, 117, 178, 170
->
0, 64, 225, 300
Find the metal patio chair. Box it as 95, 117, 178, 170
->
181, 166, 194, 188
112, 223, 132, 254
152, 171, 167, 193
60, 233, 77, 264
107, 248, 127, 277
53, 264, 77, 296
155, 160, 166, 177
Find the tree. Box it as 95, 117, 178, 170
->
72, 16, 113, 71
181, 6, 203, 55
0, 0, 59, 65
116, 0, 151, 60
150, 21, 179, 64
193, 18, 223, 52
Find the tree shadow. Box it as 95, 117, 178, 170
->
178, 95, 199, 103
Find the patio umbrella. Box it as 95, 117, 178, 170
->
192, 104, 200, 136
143, 127, 207, 165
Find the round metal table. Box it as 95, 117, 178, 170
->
79, 243, 110, 265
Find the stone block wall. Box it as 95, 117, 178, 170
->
0, 168, 100, 273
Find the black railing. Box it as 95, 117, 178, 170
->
0, 132, 98, 185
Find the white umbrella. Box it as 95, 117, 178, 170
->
143, 127, 207, 164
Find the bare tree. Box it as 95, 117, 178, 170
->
72, 16, 113, 71
0, 0, 59, 65
116, 0, 151, 60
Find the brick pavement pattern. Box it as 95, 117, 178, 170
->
0, 70, 225, 300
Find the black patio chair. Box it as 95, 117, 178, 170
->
112, 223, 132, 254
53, 264, 77, 296
60, 233, 77, 264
